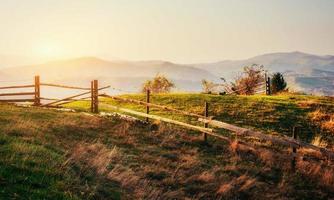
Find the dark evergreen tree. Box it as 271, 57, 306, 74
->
271, 72, 287, 94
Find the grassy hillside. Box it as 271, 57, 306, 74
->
1, 94, 333, 199
66, 93, 334, 147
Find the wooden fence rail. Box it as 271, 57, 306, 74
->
100, 103, 217, 135
0, 85, 35, 90
100, 92, 334, 160
42, 85, 110, 107
0, 92, 35, 96
99, 93, 209, 119
198, 118, 334, 160
0, 99, 34, 102
41, 83, 91, 90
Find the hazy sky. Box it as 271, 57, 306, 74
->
1, 0, 334, 63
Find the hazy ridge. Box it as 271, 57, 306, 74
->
0, 52, 333, 95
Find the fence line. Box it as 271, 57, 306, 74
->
99, 93, 209, 119
101, 103, 215, 134
41, 85, 110, 107
1, 75, 333, 162
198, 118, 334, 159
41, 83, 91, 90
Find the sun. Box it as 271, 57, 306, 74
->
34, 42, 65, 60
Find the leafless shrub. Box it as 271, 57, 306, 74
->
230, 64, 265, 95
202, 79, 216, 93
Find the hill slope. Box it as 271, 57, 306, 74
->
196, 52, 334, 76
67, 93, 334, 146
1, 94, 333, 199
195, 52, 334, 95
0, 57, 218, 93
0, 52, 333, 95
0, 101, 333, 199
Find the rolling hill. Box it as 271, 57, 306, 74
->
0, 57, 218, 93
0, 52, 333, 95
195, 52, 334, 95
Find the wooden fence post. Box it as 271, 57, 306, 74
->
291, 126, 298, 172
90, 81, 94, 113
93, 80, 99, 113
34, 76, 41, 106
268, 77, 271, 95
203, 101, 209, 142
146, 89, 150, 122
265, 74, 271, 95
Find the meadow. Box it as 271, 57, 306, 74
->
66, 93, 334, 146
0, 93, 333, 199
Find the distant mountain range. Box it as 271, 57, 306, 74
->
0, 51, 333, 96
0, 57, 217, 94
195, 51, 334, 95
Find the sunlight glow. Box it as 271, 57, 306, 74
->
34, 43, 65, 60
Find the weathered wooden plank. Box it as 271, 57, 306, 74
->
199, 118, 334, 159
146, 89, 150, 122
0, 99, 34, 102
0, 92, 35, 96
93, 80, 99, 113
100, 94, 209, 119
41, 83, 90, 90
0, 85, 34, 90
42, 85, 110, 107
40, 96, 91, 101
101, 103, 215, 135
34, 76, 41, 106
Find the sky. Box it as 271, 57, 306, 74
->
0, 0, 334, 63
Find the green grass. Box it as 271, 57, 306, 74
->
0, 93, 333, 199
0, 104, 122, 200
66, 93, 334, 145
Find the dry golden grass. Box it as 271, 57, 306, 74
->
310, 109, 331, 121
296, 159, 334, 191
309, 109, 334, 134
65, 143, 120, 174
2, 102, 334, 199
297, 99, 319, 108
217, 175, 257, 196
323, 118, 334, 133
196, 170, 216, 183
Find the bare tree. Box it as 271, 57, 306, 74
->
142, 74, 175, 93
231, 64, 265, 95
201, 79, 216, 94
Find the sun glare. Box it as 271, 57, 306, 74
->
34, 43, 65, 60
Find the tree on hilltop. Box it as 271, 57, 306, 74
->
141, 74, 175, 93
271, 72, 287, 94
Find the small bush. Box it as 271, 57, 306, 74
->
141, 74, 175, 93
271, 72, 287, 94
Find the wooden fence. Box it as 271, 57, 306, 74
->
1, 75, 333, 163
0, 76, 110, 112
99, 92, 334, 161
